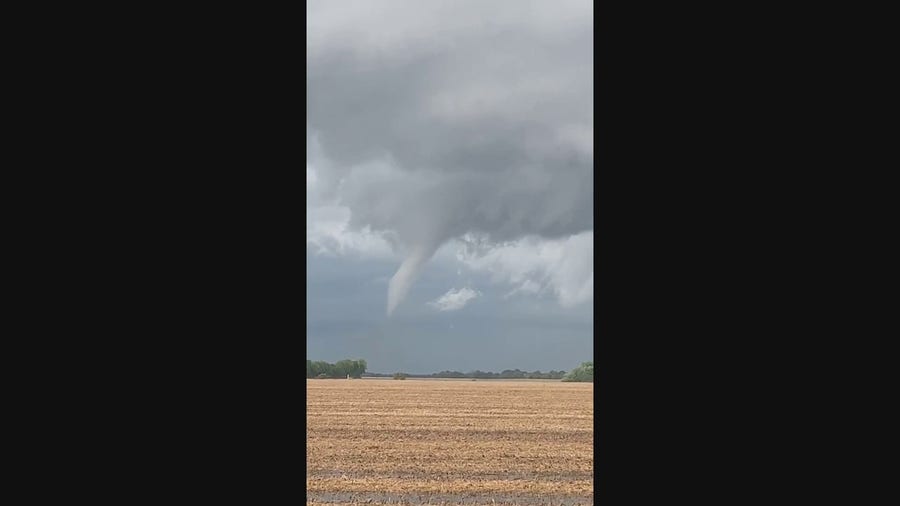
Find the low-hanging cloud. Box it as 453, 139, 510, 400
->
307, 0, 593, 315
457, 232, 593, 308
428, 287, 481, 312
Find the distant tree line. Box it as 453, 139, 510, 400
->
443, 369, 568, 379
561, 361, 593, 382
307, 359, 367, 379
308, 360, 589, 381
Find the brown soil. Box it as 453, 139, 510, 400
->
307, 379, 593, 505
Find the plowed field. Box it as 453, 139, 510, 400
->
307, 379, 593, 505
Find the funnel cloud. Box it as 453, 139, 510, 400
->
387, 241, 440, 316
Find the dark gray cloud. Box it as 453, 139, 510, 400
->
307, 0, 593, 314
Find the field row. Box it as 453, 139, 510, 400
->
307, 380, 593, 505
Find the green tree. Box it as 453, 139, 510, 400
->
562, 362, 593, 382
334, 359, 354, 378
308, 358, 368, 378
310, 361, 330, 378
352, 359, 367, 378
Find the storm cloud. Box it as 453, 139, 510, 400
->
307, 0, 593, 315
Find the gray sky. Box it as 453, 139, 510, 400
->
307, 0, 593, 374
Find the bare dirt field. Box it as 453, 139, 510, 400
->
307, 379, 593, 505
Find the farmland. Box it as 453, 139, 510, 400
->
307, 379, 593, 505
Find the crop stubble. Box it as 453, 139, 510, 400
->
307, 379, 593, 505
